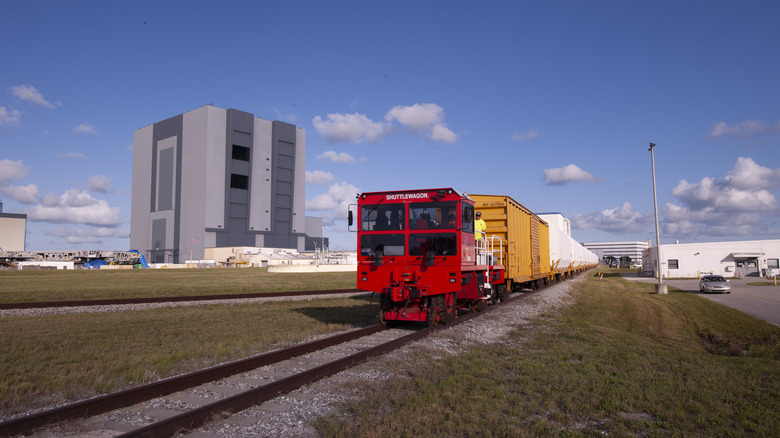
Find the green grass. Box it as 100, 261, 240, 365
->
0, 268, 357, 303
0, 295, 378, 417
747, 281, 779, 286
316, 270, 780, 437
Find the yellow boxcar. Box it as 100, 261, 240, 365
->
471, 194, 551, 289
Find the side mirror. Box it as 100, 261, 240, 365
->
348, 210, 353, 227
426, 251, 435, 267
374, 249, 383, 267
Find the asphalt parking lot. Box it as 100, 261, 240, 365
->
621, 274, 780, 327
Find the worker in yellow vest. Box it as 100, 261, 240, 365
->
475, 211, 486, 240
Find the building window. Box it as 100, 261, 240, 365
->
668, 259, 679, 269
230, 174, 248, 190
768, 259, 779, 269
232, 145, 250, 162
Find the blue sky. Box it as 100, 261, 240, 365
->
1, 1, 779, 252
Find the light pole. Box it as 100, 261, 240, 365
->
321, 225, 326, 261
649, 143, 667, 294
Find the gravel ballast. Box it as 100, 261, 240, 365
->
4, 277, 585, 437
194, 276, 585, 438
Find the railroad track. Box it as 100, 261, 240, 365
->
0, 291, 528, 437
0, 289, 366, 310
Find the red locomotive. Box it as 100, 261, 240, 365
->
350, 188, 506, 326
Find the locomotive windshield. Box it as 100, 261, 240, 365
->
409, 202, 457, 230
359, 199, 460, 258
361, 204, 404, 231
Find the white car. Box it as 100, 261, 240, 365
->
699, 275, 731, 294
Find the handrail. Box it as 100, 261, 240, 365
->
476, 233, 503, 266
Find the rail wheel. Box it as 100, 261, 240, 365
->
378, 294, 395, 327
427, 308, 438, 327
496, 284, 509, 302
469, 299, 488, 313
428, 295, 446, 327
442, 291, 457, 323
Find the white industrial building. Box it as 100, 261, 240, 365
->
131, 105, 325, 264
582, 241, 650, 265
647, 239, 780, 279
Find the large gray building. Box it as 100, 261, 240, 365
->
130, 105, 312, 263
0, 202, 27, 252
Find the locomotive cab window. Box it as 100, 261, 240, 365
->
360, 234, 405, 257
361, 204, 404, 231
409, 202, 457, 230
462, 204, 474, 234
409, 233, 457, 256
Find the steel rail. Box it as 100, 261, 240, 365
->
0, 288, 366, 310
118, 293, 526, 437
2, 283, 545, 437
0, 324, 384, 437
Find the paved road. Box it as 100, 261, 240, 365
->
621, 274, 780, 327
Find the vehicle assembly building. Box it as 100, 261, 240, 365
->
131, 105, 321, 264
0, 209, 27, 252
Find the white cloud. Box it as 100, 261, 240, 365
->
11, 84, 57, 108
2, 184, 40, 204
0, 159, 29, 185
312, 113, 390, 144
306, 182, 359, 212
74, 124, 97, 134
544, 164, 602, 185
709, 119, 780, 140
27, 189, 122, 226
86, 175, 113, 193
429, 123, 457, 143
385, 103, 457, 143
662, 203, 760, 237
724, 156, 780, 190
671, 159, 779, 212
44, 226, 129, 244
306, 170, 335, 185
663, 157, 780, 240
0, 106, 21, 127
312, 102, 458, 144
512, 130, 541, 142
385, 103, 443, 133
0, 159, 38, 204
571, 202, 651, 233
317, 151, 357, 163
673, 179, 777, 211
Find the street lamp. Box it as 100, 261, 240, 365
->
321, 225, 326, 260
649, 142, 668, 294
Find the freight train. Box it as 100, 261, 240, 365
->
349, 188, 598, 326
